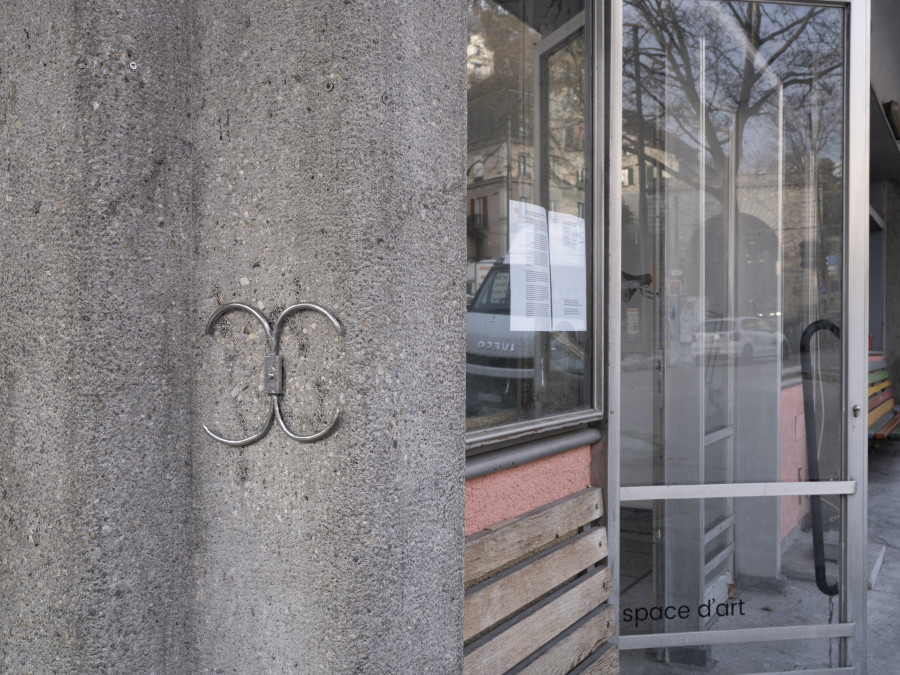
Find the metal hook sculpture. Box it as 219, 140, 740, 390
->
202, 302, 343, 446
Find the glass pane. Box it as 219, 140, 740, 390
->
621, 497, 843, 636
466, 0, 593, 432
620, 0, 845, 484
621, 638, 841, 673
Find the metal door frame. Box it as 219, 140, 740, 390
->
607, 0, 870, 670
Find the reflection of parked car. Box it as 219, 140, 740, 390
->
691, 316, 789, 365
466, 261, 586, 416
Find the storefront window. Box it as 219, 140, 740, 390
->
466, 0, 595, 434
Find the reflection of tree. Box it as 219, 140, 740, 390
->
623, 0, 843, 207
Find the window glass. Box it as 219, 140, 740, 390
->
621, 496, 842, 639
621, 639, 839, 674
619, 1, 849, 667
620, 0, 845, 485
466, 0, 593, 433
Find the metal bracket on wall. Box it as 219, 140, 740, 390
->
202, 302, 343, 446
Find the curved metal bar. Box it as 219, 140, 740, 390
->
800, 318, 841, 597
202, 300, 343, 446
274, 396, 341, 443
203, 302, 277, 445
202, 398, 276, 447
272, 302, 342, 352
205, 302, 275, 352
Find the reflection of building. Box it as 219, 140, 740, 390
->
466, 5, 587, 295
466, 33, 495, 80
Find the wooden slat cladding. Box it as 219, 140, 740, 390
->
465, 487, 604, 585
510, 604, 616, 675
464, 528, 608, 641
464, 566, 612, 674
463, 487, 614, 674
569, 643, 618, 675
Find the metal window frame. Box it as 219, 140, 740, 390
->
620, 481, 856, 502
607, 0, 870, 669
619, 622, 854, 650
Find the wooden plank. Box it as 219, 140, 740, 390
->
869, 369, 890, 385
869, 359, 888, 371
510, 604, 615, 675
464, 527, 608, 641
464, 566, 612, 675
875, 414, 900, 440
869, 412, 895, 438
868, 398, 895, 428
869, 388, 894, 411
869, 379, 891, 397
571, 644, 618, 675
465, 487, 603, 585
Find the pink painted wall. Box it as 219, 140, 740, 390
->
465, 445, 592, 536
780, 383, 808, 540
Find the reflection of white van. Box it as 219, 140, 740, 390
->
466, 260, 586, 417
691, 316, 789, 364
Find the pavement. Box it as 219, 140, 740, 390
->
865, 439, 900, 674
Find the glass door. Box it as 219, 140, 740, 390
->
612, 0, 869, 671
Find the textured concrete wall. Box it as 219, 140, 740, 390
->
0, 0, 195, 672
1, 0, 466, 672
189, 1, 466, 672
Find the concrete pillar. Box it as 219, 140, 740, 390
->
189, 1, 466, 671
1, 1, 195, 672
1, 1, 466, 672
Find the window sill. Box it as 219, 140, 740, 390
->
465, 426, 603, 480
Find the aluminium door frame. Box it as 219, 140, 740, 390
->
607, 0, 870, 670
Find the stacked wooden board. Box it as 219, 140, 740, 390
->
463, 487, 616, 675
868, 358, 900, 440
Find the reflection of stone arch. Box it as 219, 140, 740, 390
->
697, 212, 779, 320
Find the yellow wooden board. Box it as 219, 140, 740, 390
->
869, 379, 891, 397
869, 398, 896, 428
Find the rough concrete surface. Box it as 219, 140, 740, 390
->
1, 1, 195, 672
2, 0, 467, 673
188, 1, 466, 672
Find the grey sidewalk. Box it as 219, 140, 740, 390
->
866, 440, 900, 673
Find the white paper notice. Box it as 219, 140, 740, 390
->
509, 200, 552, 332
548, 211, 587, 331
